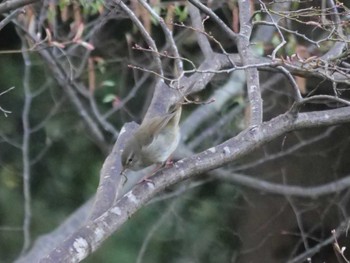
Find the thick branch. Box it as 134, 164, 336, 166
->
237, 0, 263, 126
15, 198, 94, 263
188, 3, 213, 57
40, 106, 350, 262
89, 123, 137, 221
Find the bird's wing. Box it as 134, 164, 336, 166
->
136, 112, 175, 147
136, 103, 182, 147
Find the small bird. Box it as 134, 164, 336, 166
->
121, 103, 182, 171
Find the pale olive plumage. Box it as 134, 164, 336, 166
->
121, 105, 182, 171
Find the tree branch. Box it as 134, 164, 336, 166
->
188, 3, 213, 57
237, 0, 263, 126
188, 0, 239, 42
88, 123, 137, 221
217, 170, 350, 198
39, 106, 350, 262
13, 21, 108, 151
0, 0, 40, 14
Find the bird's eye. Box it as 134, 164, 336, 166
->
128, 158, 133, 164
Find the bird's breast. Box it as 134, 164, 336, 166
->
140, 127, 180, 164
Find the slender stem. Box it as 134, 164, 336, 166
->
20, 37, 32, 255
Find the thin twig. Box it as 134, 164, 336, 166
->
258, 0, 287, 60
138, 0, 183, 77
233, 127, 336, 171
0, 8, 24, 31
0, 86, 15, 116
12, 20, 108, 151
117, 0, 163, 77
277, 66, 303, 102
136, 201, 176, 263
188, 0, 238, 42
283, 170, 310, 250
287, 222, 348, 263
19, 35, 32, 255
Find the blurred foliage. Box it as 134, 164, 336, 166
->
0, 33, 104, 262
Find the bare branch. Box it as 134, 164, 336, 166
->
12, 21, 108, 151
298, 94, 350, 107
181, 71, 245, 141
40, 105, 350, 262
188, 0, 239, 42
116, 1, 163, 77
0, 130, 21, 148
15, 198, 94, 263
138, 0, 183, 76
19, 35, 33, 254
258, 0, 287, 60
287, 222, 348, 263
0, 0, 40, 14
88, 122, 138, 221
234, 127, 336, 171
320, 0, 347, 60
284, 174, 310, 251
277, 66, 303, 102
237, 0, 263, 126
188, 3, 213, 57
217, 170, 350, 198
0, 8, 24, 30
188, 104, 244, 149
136, 201, 176, 263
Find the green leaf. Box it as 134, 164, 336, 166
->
175, 6, 188, 22
102, 94, 116, 103
101, 80, 115, 87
